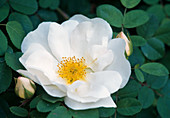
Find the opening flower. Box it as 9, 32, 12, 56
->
17, 15, 131, 110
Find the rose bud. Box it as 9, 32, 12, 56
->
116, 31, 133, 56
15, 77, 36, 99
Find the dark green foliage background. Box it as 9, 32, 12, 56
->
0, 0, 170, 118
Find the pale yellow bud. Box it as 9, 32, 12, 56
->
116, 31, 133, 56
15, 77, 36, 99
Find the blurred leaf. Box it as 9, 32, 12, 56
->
98, 107, 115, 117
143, 0, 159, 5
5, 52, 24, 71
138, 86, 154, 109
136, 14, 159, 39
117, 98, 142, 116
144, 73, 168, 89
42, 93, 63, 103
130, 35, 146, 47
9, 12, 34, 33
120, 0, 141, 8
9, 0, 38, 15
0, 62, 12, 94
47, 106, 72, 118
157, 96, 170, 118
0, 3, 9, 22
141, 38, 165, 60
136, 107, 157, 118
128, 47, 145, 67
30, 15, 41, 29
6, 21, 25, 49
164, 4, 170, 17
39, 0, 60, 10
123, 10, 149, 28
30, 110, 47, 118
30, 95, 42, 109
117, 80, 141, 98
38, 9, 58, 21
161, 80, 170, 98
10, 106, 28, 117
97, 4, 123, 28
70, 109, 99, 118
36, 100, 59, 113
0, 0, 6, 7
0, 30, 8, 56
140, 63, 169, 76
147, 5, 165, 23
135, 68, 144, 82
160, 51, 170, 72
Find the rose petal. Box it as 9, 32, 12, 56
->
105, 38, 131, 88
48, 23, 71, 61
70, 14, 90, 23
89, 71, 122, 94
21, 22, 52, 53
64, 96, 116, 110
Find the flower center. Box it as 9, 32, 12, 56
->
57, 56, 87, 84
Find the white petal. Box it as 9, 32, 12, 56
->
86, 45, 113, 71
17, 69, 40, 84
105, 38, 131, 88
71, 18, 112, 57
64, 96, 116, 110
70, 14, 90, 23
48, 23, 71, 61
61, 20, 79, 36
21, 22, 52, 53
28, 68, 66, 97
89, 71, 122, 94
21, 46, 58, 82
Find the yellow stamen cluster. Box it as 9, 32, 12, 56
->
57, 56, 87, 84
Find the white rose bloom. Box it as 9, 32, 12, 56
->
17, 15, 131, 110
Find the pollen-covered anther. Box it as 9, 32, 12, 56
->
57, 56, 87, 84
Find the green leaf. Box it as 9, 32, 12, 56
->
123, 10, 149, 28
120, 0, 141, 9
99, 107, 115, 117
30, 95, 42, 109
164, 4, 170, 17
144, 73, 168, 89
0, 30, 8, 56
0, 3, 9, 22
0, 61, 12, 94
96, 4, 123, 28
117, 98, 142, 116
157, 96, 170, 118
0, 0, 6, 7
141, 38, 165, 60
70, 109, 99, 118
117, 80, 141, 98
47, 106, 72, 118
147, 5, 165, 23
9, 12, 34, 33
140, 63, 169, 76
136, 14, 159, 39
39, 0, 60, 10
128, 47, 145, 67
42, 94, 63, 103
30, 110, 47, 118
30, 15, 41, 28
5, 52, 24, 71
143, 0, 159, 5
6, 21, 25, 49
36, 100, 59, 113
10, 106, 28, 117
9, 0, 38, 15
138, 86, 155, 109
135, 68, 144, 82
161, 80, 170, 98
160, 51, 170, 72
130, 35, 146, 47
38, 9, 58, 21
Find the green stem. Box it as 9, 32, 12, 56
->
56, 8, 69, 20
0, 24, 6, 26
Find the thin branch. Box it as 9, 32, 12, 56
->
56, 8, 69, 20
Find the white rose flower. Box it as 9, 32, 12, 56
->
17, 15, 131, 110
